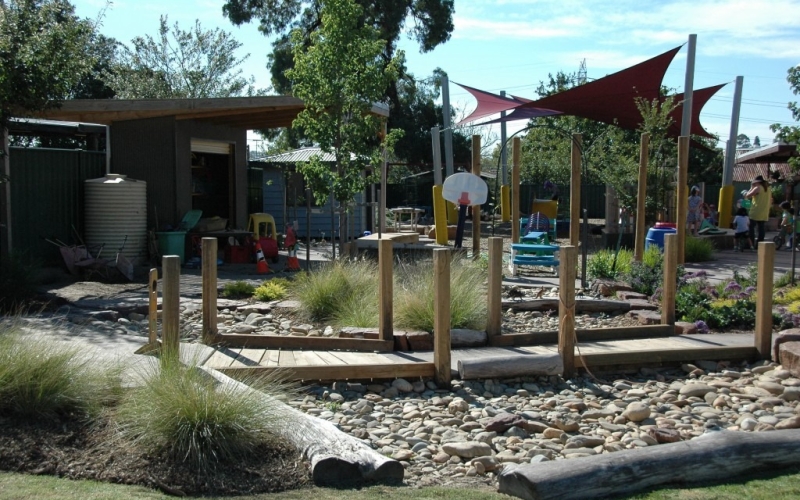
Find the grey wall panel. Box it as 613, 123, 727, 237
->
111, 116, 176, 229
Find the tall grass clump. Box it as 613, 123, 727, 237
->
394, 257, 487, 331
115, 358, 295, 470
0, 325, 122, 419
586, 248, 632, 280
292, 259, 379, 326
684, 236, 715, 262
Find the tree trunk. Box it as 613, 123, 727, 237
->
499, 429, 800, 500
458, 354, 562, 379
502, 298, 630, 314
199, 366, 404, 485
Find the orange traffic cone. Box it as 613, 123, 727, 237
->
284, 225, 301, 271
255, 243, 269, 274
286, 246, 301, 271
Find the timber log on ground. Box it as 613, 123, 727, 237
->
502, 298, 631, 313
498, 429, 800, 500
200, 366, 403, 485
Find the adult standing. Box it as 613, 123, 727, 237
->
687, 186, 704, 236
745, 175, 771, 245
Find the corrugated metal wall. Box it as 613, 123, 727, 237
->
250, 162, 366, 239
9, 148, 106, 264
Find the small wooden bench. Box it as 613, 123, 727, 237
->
509, 243, 560, 276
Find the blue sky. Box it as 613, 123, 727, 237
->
73, 0, 800, 150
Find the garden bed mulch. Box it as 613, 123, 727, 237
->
0, 413, 312, 496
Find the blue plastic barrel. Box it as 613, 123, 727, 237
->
645, 227, 677, 250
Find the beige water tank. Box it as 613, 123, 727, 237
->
85, 174, 147, 262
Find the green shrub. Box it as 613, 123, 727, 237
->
115, 358, 294, 470
586, 248, 632, 280
267, 277, 293, 290
626, 246, 663, 296
675, 274, 756, 330
394, 257, 487, 331
0, 254, 39, 312
221, 280, 256, 298
684, 236, 715, 262
253, 281, 288, 302
0, 325, 122, 419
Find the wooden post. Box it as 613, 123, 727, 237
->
487, 237, 503, 338
472, 135, 481, 259
148, 268, 158, 344
661, 234, 677, 326
161, 255, 180, 363
433, 248, 451, 387
570, 134, 582, 246
558, 245, 576, 378
512, 137, 521, 244
634, 133, 650, 261
755, 241, 775, 358
676, 136, 689, 264
202, 237, 218, 344
379, 238, 393, 341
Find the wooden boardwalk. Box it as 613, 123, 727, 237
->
203, 333, 759, 381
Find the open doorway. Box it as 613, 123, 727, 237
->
190, 139, 233, 222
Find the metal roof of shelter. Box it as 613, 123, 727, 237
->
732, 143, 797, 182
31, 96, 389, 130
253, 147, 337, 163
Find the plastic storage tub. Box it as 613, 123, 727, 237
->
157, 231, 187, 264
645, 226, 677, 250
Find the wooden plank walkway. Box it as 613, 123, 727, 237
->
203, 333, 759, 381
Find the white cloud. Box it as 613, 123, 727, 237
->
453, 16, 578, 40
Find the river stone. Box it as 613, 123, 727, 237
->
442, 441, 493, 459
392, 378, 414, 392
471, 456, 499, 471
776, 416, 800, 430
484, 413, 527, 433
679, 384, 715, 397
782, 387, 800, 402
392, 449, 414, 461
647, 427, 682, 443
566, 435, 606, 448
543, 427, 564, 439
622, 402, 651, 422
554, 414, 581, 432
756, 380, 785, 395
740, 418, 758, 431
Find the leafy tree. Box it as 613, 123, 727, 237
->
737, 133, 751, 149
0, 0, 95, 128
771, 65, 800, 173
103, 15, 260, 99
285, 0, 402, 254
0, 0, 96, 183
223, 0, 455, 163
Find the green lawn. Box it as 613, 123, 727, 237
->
2, 468, 800, 500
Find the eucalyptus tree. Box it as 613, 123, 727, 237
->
103, 15, 260, 99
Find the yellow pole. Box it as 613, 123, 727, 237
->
432, 185, 449, 245
501, 185, 510, 222
718, 185, 734, 229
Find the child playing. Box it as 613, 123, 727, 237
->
732, 207, 750, 252
779, 201, 795, 250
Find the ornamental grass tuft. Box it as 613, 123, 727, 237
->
0, 322, 123, 419
114, 357, 296, 471
394, 256, 487, 332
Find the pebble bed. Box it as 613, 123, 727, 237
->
30, 301, 797, 490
